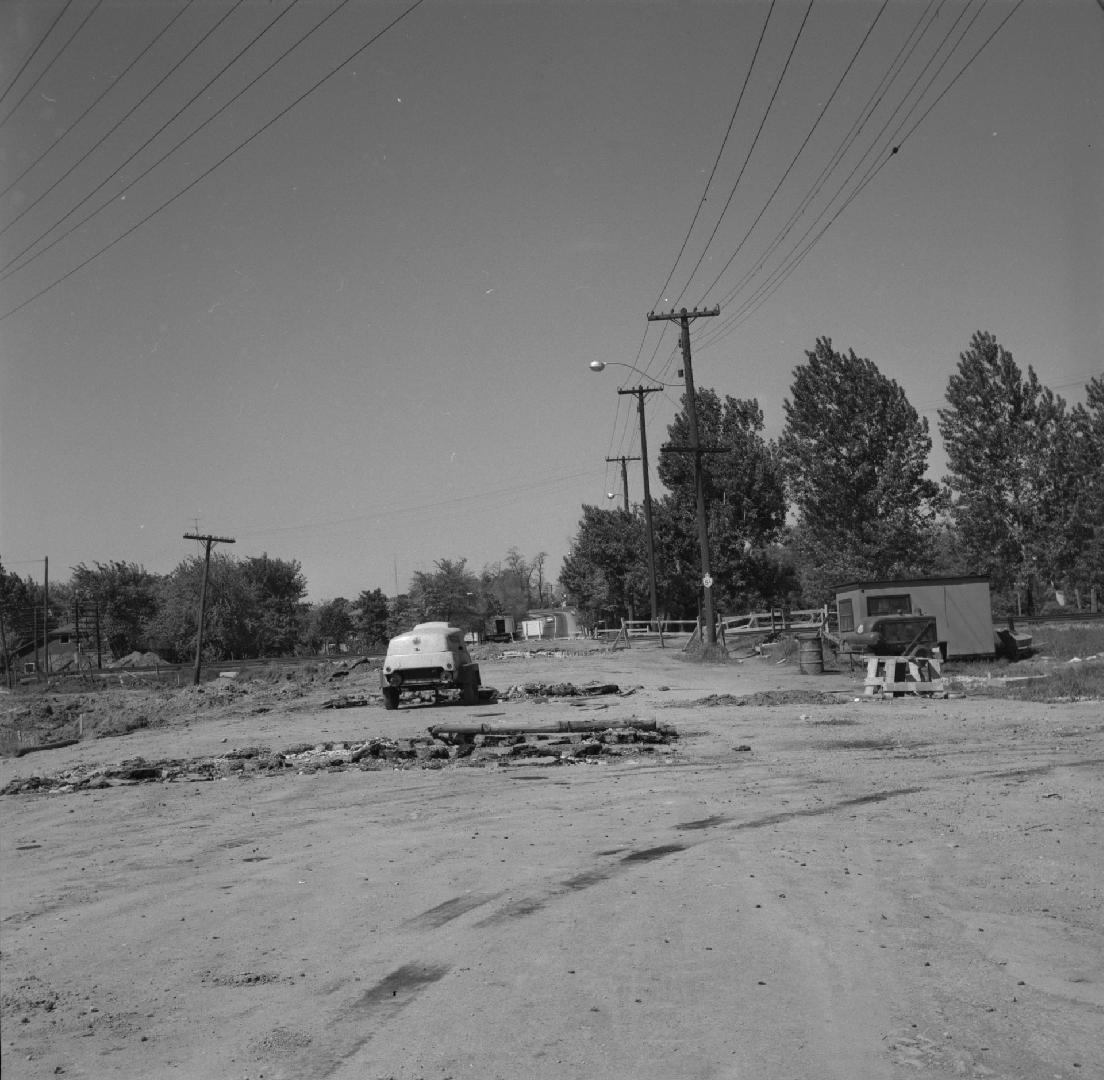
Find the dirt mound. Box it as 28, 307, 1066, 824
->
689, 689, 845, 707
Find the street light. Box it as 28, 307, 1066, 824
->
588, 360, 680, 387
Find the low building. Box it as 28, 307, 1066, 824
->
4, 625, 84, 676
525, 608, 581, 639
834, 576, 994, 659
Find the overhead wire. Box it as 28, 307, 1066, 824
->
668, 0, 816, 312
689, 0, 893, 312
621, 0, 1024, 495
0, 0, 76, 109
0, 0, 94, 126
235, 466, 603, 539
0, 0, 200, 203
695, 0, 947, 325
650, 0, 777, 316
616, 0, 813, 466
693, 0, 1020, 352
619, 0, 777, 406
1, 0, 282, 269
0, 0, 431, 320
712, 0, 1023, 342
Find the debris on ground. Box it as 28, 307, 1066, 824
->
0, 722, 681, 795
689, 690, 846, 707
503, 682, 628, 700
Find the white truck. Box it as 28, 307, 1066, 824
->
379, 623, 482, 709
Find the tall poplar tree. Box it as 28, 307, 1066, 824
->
938, 331, 1074, 612
656, 388, 788, 613
780, 337, 940, 602
1065, 376, 1104, 602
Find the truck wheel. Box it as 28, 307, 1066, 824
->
382, 687, 400, 710
461, 676, 478, 706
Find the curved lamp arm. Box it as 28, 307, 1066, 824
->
588, 361, 680, 387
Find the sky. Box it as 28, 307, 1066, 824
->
1, 0, 1101, 602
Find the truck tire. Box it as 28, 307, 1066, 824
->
461, 675, 478, 706
382, 687, 400, 710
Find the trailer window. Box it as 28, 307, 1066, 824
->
837, 599, 855, 633
868, 594, 911, 616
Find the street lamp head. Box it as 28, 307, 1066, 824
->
606, 492, 616, 500
589, 361, 606, 373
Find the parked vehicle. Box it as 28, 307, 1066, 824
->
841, 614, 942, 658
379, 622, 481, 709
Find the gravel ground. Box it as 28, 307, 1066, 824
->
2, 644, 1101, 1080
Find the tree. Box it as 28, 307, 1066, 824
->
780, 337, 941, 602
147, 552, 306, 662
1064, 376, 1104, 603
240, 554, 307, 656
560, 506, 649, 628
657, 388, 788, 614
309, 598, 353, 653
0, 562, 41, 671
69, 561, 161, 659
352, 587, 391, 651
408, 558, 481, 629
480, 547, 549, 619
938, 332, 1077, 613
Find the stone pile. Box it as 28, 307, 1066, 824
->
1, 725, 679, 796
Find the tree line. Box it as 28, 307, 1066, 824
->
561, 331, 1103, 627
0, 547, 551, 669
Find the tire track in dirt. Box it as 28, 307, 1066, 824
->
309, 962, 452, 1079
414, 787, 924, 929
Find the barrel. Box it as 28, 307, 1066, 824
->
797, 633, 824, 675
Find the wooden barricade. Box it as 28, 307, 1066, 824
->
864, 655, 944, 697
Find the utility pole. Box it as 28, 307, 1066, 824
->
0, 600, 11, 689
43, 555, 49, 677
183, 532, 235, 686
605, 455, 639, 511
618, 386, 660, 625
646, 305, 720, 645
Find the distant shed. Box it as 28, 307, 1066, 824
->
526, 608, 581, 639
834, 576, 993, 658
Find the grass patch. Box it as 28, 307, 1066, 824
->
947, 622, 1104, 702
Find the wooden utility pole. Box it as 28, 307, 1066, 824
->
0, 600, 11, 689
618, 385, 660, 626
43, 555, 49, 677
646, 305, 720, 644
183, 533, 235, 685
605, 455, 639, 511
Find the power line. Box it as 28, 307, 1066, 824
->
0, 0, 92, 124
0, 0, 430, 320
650, 0, 777, 313
690, 0, 892, 308
235, 466, 600, 540
1, 0, 275, 269
669, 0, 816, 311
698, 0, 951, 321
0, 0, 201, 203
697, 0, 1024, 349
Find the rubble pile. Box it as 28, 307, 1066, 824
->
1, 724, 680, 795
434, 723, 676, 766
502, 682, 628, 701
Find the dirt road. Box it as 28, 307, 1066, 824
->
2, 646, 1101, 1079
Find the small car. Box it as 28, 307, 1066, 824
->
379, 622, 481, 710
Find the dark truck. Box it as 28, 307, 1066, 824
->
841, 614, 943, 659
